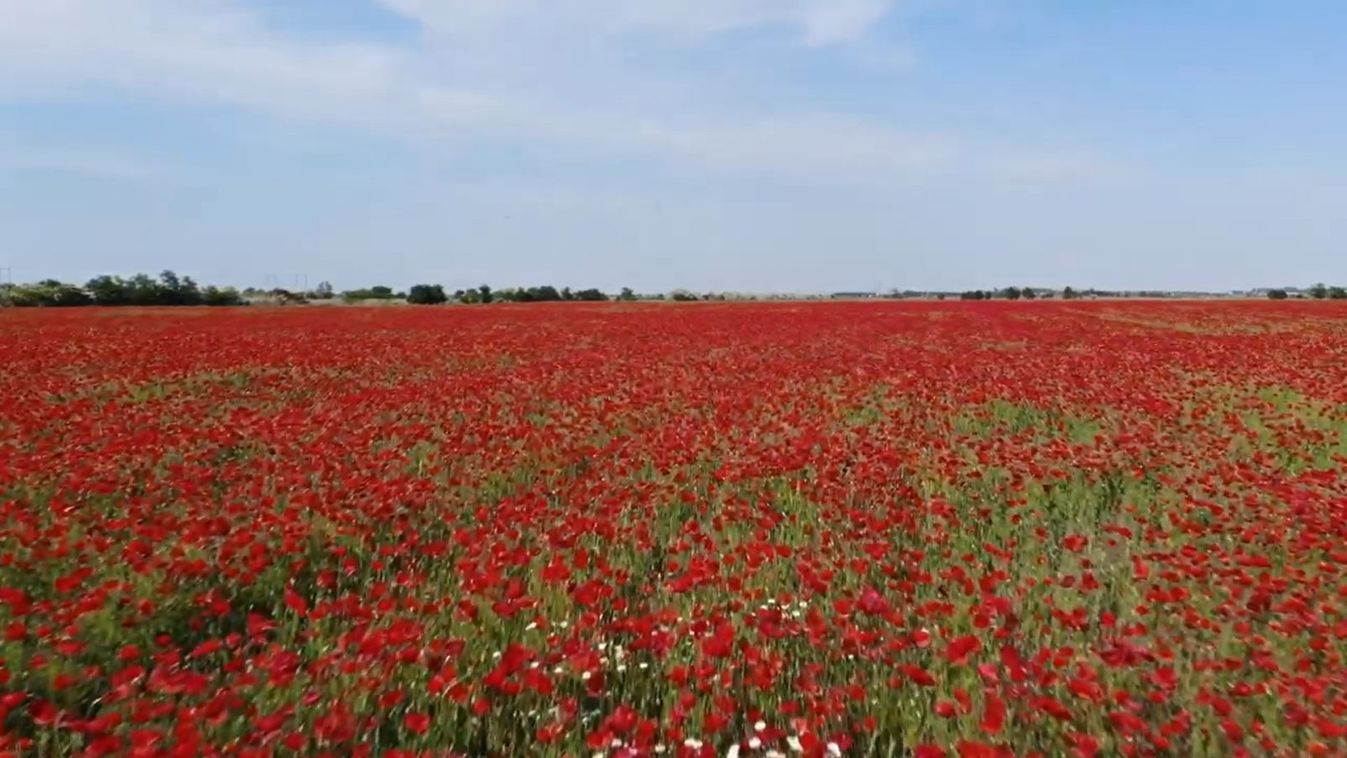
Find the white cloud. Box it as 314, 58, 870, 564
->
0, 0, 1116, 187
0, 0, 462, 128
375, 0, 894, 45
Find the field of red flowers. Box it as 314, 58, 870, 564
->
2, 301, 1346, 757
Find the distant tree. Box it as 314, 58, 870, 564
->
1266, 289, 1289, 300
1001, 286, 1023, 300
573, 288, 608, 302
670, 289, 698, 302
619, 287, 637, 302
478, 285, 494, 304
1309, 283, 1329, 300
1062, 286, 1079, 300
159, 270, 181, 297
124, 273, 163, 305
341, 285, 397, 302
959, 290, 986, 301
151, 270, 202, 306
561, 287, 574, 301
86, 275, 131, 306
1329, 286, 1347, 300
202, 286, 244, 306
407, 284, 448, 305
1022, 287, 1038, 300
177, 274, 204, 306
529, 285, 562, 302
8, 280, 93, 307
313, 281, 335, 300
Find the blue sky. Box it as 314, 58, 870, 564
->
2, 0, 1344, 293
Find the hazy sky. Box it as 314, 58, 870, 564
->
2, 1, 1345, 292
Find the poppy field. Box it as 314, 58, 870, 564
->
2, 300, 1347, 757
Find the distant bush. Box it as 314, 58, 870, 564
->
342, 286, 401, 302
407, 284, 448, 305
1266, 289, 1289, 300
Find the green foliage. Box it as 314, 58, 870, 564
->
475, 285, 609, 303
1062, 286, 1079, 300
1, 271, 243, 308
571, 288, 608, 301
406, 284, 448, 305
8, 280, 95, 307
202, 286, 244, 306
342, 285, 398, 302
496, 285, 562, 303
1266, 289, 1289, 300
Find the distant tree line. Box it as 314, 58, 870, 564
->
958, 286, 1046, 301
7, 274, 1347, 307
0, 271, 244, 307
1307, 284, 1347, 300
444, 284, 622, 304
1263, 284, 1347, 300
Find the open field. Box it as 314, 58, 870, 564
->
2, 301, 1347, 756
